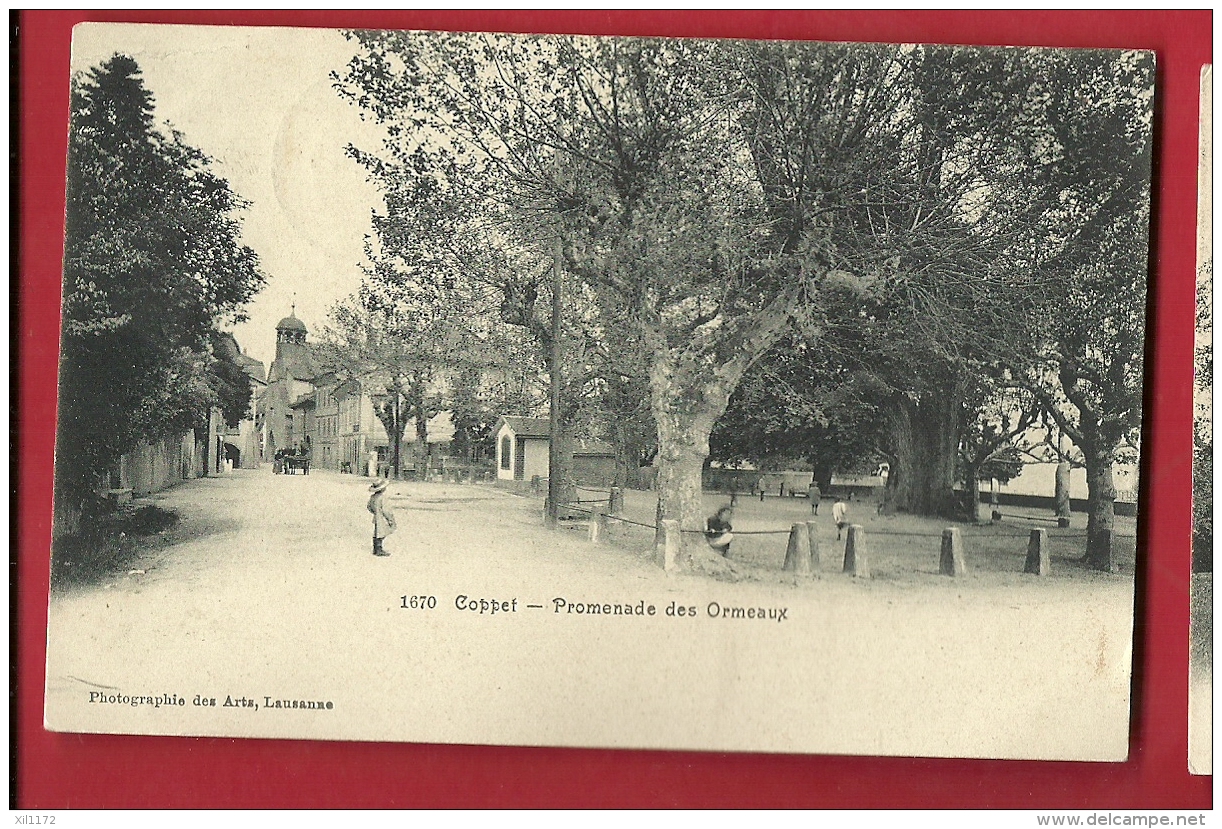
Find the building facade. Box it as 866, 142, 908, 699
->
263, 311, 320, 459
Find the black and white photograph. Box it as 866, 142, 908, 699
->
1190, 64, 1212, 777
45, 23, 1154, 761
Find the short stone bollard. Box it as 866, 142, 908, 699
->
939, 527, 967, 576
843, 524, 870, 578
609, 486, 624, 515
807, 521, 824, 569
656, 519, 682, 572
588, 506, 608, 544
782, 522, 812, 574
1025, 528, 1050, 575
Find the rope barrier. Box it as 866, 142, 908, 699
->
604, 514, 659, 530
997, 511, 1062, 524
554, 500, 1135, 542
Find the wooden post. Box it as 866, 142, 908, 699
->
807, 521, 823, 569
782, 522, 812, 574
843, 524, 870, 578
658, 519, 682, 571
609, 486, 624, 515
1025, 528, 1050, 575
654, 499, 665, 550
939, 527, 967, 576
588, 505, 608, 544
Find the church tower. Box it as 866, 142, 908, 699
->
275, 307, 309, 360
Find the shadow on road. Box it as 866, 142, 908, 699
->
50, 500, 240, 594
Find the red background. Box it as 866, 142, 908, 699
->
14, 10, 1213, 808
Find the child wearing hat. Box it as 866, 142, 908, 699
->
367, 479, 396, 556
832, 497, 849, 540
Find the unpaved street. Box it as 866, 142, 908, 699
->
46, 467, 1135, 760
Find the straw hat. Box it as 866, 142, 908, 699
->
369, 479, 389, 493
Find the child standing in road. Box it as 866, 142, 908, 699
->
368, 479, 396, 557
832, 498, 849, 540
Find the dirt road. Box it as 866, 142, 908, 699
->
45, 467, 1135, 760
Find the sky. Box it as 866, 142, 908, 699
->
71, 22, 389, 369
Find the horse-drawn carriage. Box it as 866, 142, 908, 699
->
273, 450, 310, 475
283, 454, 310, 474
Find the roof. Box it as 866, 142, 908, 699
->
290, 392, 315, 410
495, 417, 614, 455
213, 331, 242, 362
276, 313, 308, 332
237, 353, 266, 384
496, 416, 551, 438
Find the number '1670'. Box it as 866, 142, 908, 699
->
400, 595, 437, 609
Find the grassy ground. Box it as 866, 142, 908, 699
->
51, 502, 179, 589
566, 485, 1137, 585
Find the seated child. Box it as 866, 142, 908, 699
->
705, 505, 734, 557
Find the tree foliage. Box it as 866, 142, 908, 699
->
57, 55, 264, 504
335, 33, 1155, 568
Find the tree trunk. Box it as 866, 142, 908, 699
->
414, 414, 429, 481
964, 461, 982, 523
391, 398, 402, 480
1054, 461, 1072, 520
1083, 451, 1117, 572
650, 356, 738, 574
551, 419, 577, 513
887, 405, 915, 512
810, 457, 835, 493
611, 418, 631, 490
887, 389, 962, 519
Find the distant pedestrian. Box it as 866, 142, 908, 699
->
833, 498, 849, 540
807, 481, 821, 515
705, 505, 734, 557
367, 479, 397, 557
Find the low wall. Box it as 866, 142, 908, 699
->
122, 432, 198, 496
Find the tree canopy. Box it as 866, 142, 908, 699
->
57, 54, 264, 504
335, 33, 1155, 569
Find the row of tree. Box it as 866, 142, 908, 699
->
55, 56, 265, 523
325, 33, 1152, 572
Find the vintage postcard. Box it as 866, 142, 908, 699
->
1190, 64, 1212, 776
46, 23, 1154, 761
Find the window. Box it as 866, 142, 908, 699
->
500, 434, 511, 470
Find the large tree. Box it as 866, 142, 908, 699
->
336, 33, 1154, 571
320, 274, 476, 479
1006, 49, 1155, 570
57, 55, 264, 512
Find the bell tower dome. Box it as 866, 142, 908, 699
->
275, 306, 308, 359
